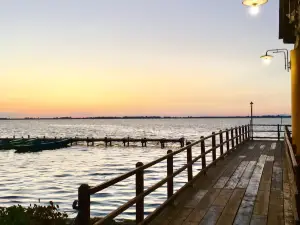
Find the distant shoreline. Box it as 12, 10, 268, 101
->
0, 115, 291, 120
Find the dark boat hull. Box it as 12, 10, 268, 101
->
14, 139, 71, 153
0, 139, 36, 150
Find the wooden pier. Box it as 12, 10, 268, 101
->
150, 140, 294, 225
0, 136, 185, 148
71, 124, 300, 225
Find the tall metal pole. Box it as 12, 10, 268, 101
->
250, 102, 253, 140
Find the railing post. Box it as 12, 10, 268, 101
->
136, 162, 144, 224
245, 126, 248, 140
247, 124, 250, 140
235, 127, 238, 146
167, 150, 173, 199
277, 124, 280, 141
242, 126, 245, 142
231, 128, 235, 150
238, 126, 242, 144
250, 123, 254, 141
78, 184, 90, 225
200, 136, 206, 171
212, 132, 216, 163
226, 129, 230, 153
219, 130, 224, 156
186, 141, 193, 182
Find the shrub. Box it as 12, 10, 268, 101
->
0, 201, 68, 225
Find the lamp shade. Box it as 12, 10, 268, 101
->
260, 54, 273, 65
242, 0, 268, 7
260, 54, 273, 60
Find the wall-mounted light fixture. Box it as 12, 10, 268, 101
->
260, 49, 291, 72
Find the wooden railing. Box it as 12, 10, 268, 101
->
73, 125, 250, 225
251, 124, 291, 140
284, 125, 300, 222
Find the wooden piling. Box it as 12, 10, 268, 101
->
167, 150, 173, 199
186, 141, 193, 182
200, 136, 206, 171
225, 129, 230, 153
219, 130, 224, 156
235, 127, 238, 146
78, 184, 90, 225
136, 162, 144, 224
231, 128, 235, 150
212, 132, 216, 163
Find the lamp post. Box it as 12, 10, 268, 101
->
260, 48, 291, 72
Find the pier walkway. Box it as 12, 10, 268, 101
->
73, 124, 299, 225
150, 141, 293, 225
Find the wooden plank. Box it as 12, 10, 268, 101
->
233, 155, 267, 225
236, 161, 257, 188
253, 190, 270, 216
168, 208, 193, 225
199, 206, 224, 225
267, 190, 284, 225
213, 177, 230, 189
259, 162, 273, 191
260, 144, 266, 150
266, 156, 274, 162
250, 215, 267, 225
225, 161, 249, 189
185, 189, 221, 222
185, 190, 208, 208
267, 142, 284, 225
213, 189, 233, 207
216, 189, 245, 225
248, 144, 256, 150
271, 162, 283, 191
271, 142, 277, 150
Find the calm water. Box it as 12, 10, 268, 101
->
0, 118, 290, 219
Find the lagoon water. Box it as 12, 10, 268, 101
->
0, 118, 291, 219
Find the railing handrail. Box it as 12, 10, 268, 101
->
284, 126, 297, 167
75, 124, 251, 225
253, 124, 291, 127
90, 126, 241, 194
251, 123, 292, 140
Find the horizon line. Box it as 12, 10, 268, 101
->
0, 115, 292, 120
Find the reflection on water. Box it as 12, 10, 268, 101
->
0, 118, 290, 219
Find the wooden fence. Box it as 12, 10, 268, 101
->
73, 125, 250, 225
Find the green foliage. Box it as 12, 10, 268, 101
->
0, 201, 68, 225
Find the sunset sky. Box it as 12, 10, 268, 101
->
0, 1, 293, 117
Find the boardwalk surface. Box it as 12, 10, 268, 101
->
150, 141, 295, 225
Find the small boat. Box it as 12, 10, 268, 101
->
14, 139, 71, 153
0, 139, 36, 150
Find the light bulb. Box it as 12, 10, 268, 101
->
249, 5, 260, 16
260, 55, 273, 65
262, 58, 272, 65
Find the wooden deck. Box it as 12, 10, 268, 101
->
149, 141, 295, 225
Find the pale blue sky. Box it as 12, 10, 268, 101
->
0, 1, 294, 116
